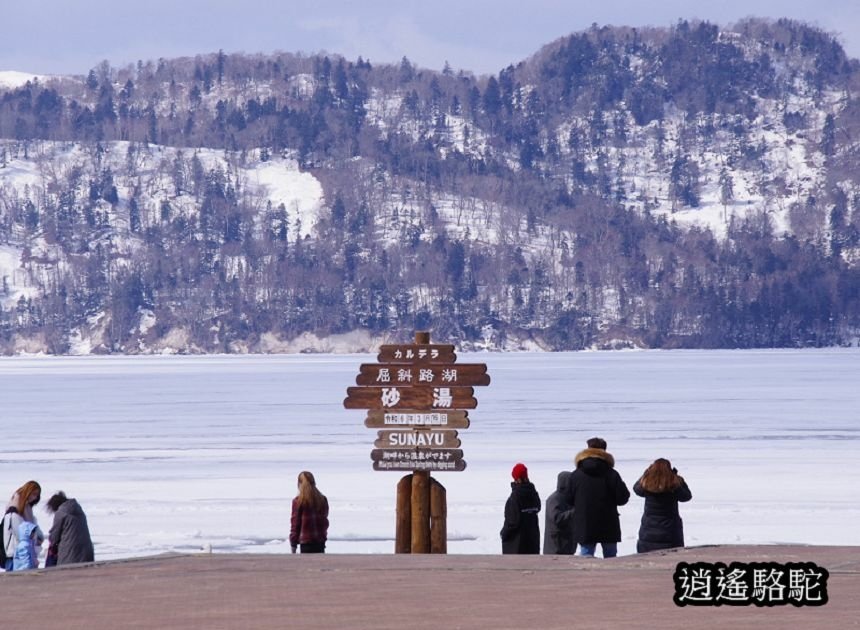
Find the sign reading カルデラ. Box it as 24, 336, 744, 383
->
343, 335, 489, 472
376, 344, 457, 364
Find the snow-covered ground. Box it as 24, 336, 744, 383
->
0, 244, 37, 309
0, 349, 858, 563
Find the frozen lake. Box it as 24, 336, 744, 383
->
1, 349, 858, 560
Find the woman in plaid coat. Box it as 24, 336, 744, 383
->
290, 471, 329, 554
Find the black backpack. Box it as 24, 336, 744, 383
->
0, 512, 8, 566
0, 508, 17, 567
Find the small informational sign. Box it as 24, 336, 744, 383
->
377, 344, 457, 364
363, 410, 470, 429
371, 448, 467, 472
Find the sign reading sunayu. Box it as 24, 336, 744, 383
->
375, 429, 460, 449
343, 335, 489, 472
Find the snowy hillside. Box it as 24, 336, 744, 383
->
0, 70, 48, 89
0, 19, 859, 354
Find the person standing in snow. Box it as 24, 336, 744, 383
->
2, 480, 43, 571
566, 437, 630, 558
290, 471, 329, 554
44, 491, 95, 566
543, 471, 575, 554
633, 459, 692, 553
500, 462, 541, 554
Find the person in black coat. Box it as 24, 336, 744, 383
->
500, 463, 541, 554
565, 437, 630, 558
633, 458, 692, 553
543, 471, 575, 554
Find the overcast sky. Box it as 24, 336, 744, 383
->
2, 0, 860, 77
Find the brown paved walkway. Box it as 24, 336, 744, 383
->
1, 545, 858, 629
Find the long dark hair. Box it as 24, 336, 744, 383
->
638, 459, 682, 493
296, 471, 326, 511
13, 480, 41, 514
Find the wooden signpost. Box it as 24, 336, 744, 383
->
344, 331, 490, 554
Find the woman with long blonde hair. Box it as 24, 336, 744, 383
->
3, 480, 44, 570
633, 459, 692, 553
289, 471, 329, 554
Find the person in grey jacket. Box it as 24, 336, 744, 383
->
45, 491, 94, 566
543, 471, 575, 554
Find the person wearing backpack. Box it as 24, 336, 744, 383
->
3, 481, 43, 571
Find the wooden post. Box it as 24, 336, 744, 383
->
411, 470, 431, 553
430, 477, 447, 554
395, 474, 412, 554
410, 330, 432, 554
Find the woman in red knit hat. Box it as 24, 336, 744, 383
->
500, 463, 541, 554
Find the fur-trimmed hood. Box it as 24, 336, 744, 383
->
574, 448, 615, 469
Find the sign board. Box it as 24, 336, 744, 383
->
356, 364, 490, 387
345, 334, 488, 474
377, 344, 456, 364
374, 429, 460, 449
344, 386, 477, 410
371, 448, 466, 472
364, 410, 470, 429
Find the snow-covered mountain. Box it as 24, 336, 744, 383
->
0, 18, 859, 354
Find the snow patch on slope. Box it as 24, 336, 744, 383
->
0, 70, 48, 89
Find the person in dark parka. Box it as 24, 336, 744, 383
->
543, 471, 575, 554
566, 437, 630, 558
45, 491, 95, 566
633, 458, 692, 553
500, 463, 541, 554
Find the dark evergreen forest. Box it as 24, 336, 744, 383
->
1, 18, 859, 353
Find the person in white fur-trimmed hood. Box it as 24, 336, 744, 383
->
564, 437, 630, 558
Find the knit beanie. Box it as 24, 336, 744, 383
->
511, 462, 528, 481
